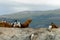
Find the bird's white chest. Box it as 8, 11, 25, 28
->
49, 25, 52, 29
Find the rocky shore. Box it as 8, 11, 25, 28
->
0, 27, 60, 40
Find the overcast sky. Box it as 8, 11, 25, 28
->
0, 0, 60, 15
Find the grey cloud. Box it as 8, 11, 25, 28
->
0, 0, 60, 15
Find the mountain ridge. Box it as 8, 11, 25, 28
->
0, 9, 60, 28
1, 9, 60, 18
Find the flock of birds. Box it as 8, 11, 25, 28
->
0, 18, 32, 28
0, 18, 59, 31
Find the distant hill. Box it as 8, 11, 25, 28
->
1, 9, 60, 28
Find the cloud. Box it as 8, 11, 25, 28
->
13, 7, 30, 11
0, 0, 60, 15
11, 0, 60, 6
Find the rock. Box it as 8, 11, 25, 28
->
0, 27, 60, 40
